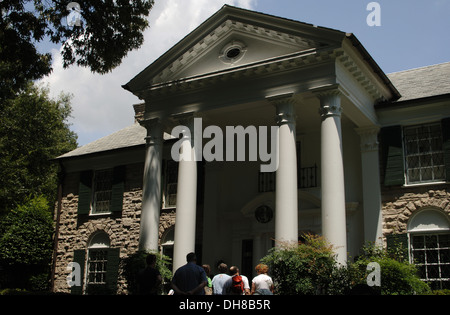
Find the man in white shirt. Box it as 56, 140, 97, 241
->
211, 263, 231, 295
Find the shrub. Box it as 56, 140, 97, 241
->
351, 243, 431, 295
260, 236, 431, 295
121, 250, 172, 295
261, 234, 337, 295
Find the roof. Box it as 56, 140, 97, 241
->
57, 123, 147, 159
387, 61, 450, 102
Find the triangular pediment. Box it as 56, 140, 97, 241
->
153, 19, 331, 84
124, 5, 346, 94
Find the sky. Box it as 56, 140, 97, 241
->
38, 0, 450, 147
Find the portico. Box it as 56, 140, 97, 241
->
123, 5, 399, 272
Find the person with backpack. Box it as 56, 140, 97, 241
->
224, 266, 250, 295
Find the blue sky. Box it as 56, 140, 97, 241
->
254, 0, 450, 73
39, 0, 450, 147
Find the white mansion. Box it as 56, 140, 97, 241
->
51, 5, 450, 294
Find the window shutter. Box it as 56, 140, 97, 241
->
71, 249, 86, 295
110, 166, 126, 213
78, 170, 93, 215
380, 126, 405, 186
105, 248, 121, 294
442, 118, 450, 182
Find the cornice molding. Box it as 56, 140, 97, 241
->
336, 48, 385, 102
137, 48, 339, 99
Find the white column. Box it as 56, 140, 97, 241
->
316, 87, 347, 265
139, 118, 163, 252
268, 94, 298, 246
356, 126, 383, 246
172, 116, 198, 272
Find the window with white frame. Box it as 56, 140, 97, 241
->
408, 209, 450, 290
87, 249, 108, 284
163, 160, 178, 208
87, 233, 110, 285
92, 169, 114, 214
404, 123, 445, 184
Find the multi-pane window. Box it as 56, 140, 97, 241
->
410, 234, 450, 290
87, 249, 108, 284
163, 160, 178, 208
404, 123, 445, 184
92, 169, 114, 214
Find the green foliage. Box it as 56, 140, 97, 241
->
0, 196, 53, 266
1, 0, 154, 98
121, 250, 173, 295
350, 243, 431, 295
261, 234, 337, 295
0, 82, 78, 213
260, 236, 431, 295
0, 196, 54, 290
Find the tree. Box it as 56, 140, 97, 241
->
0, 82, 78, 214
1, 0, 154, 99
0, 196, 54, 290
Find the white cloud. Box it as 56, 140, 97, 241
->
40, 0, 257, 146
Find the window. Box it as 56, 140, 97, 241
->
88, 249, 108, 284
219, 40, 247, 64
92, 169, 114, 214
410, 234, 450, 290
87, 232, 110, 285
72, 232, 121, 295
163, 160, 178, 208
408, 209, 450, 290
77, 166, 125, 215
404, 123, 445, 184
380, 119, 450, 187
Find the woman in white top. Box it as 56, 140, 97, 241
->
251, 263, 274, 295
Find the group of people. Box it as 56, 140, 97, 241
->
203, 260, 274, 296
137, 252, 274, 295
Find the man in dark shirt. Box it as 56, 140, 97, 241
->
171, 252, 207, 295
137, 254, 162, 295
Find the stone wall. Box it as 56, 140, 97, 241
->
52, 162, 175, 294
382, 184, 450, 236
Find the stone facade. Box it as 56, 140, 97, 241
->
382, 184, 450, 236
52, 162, 175, 294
